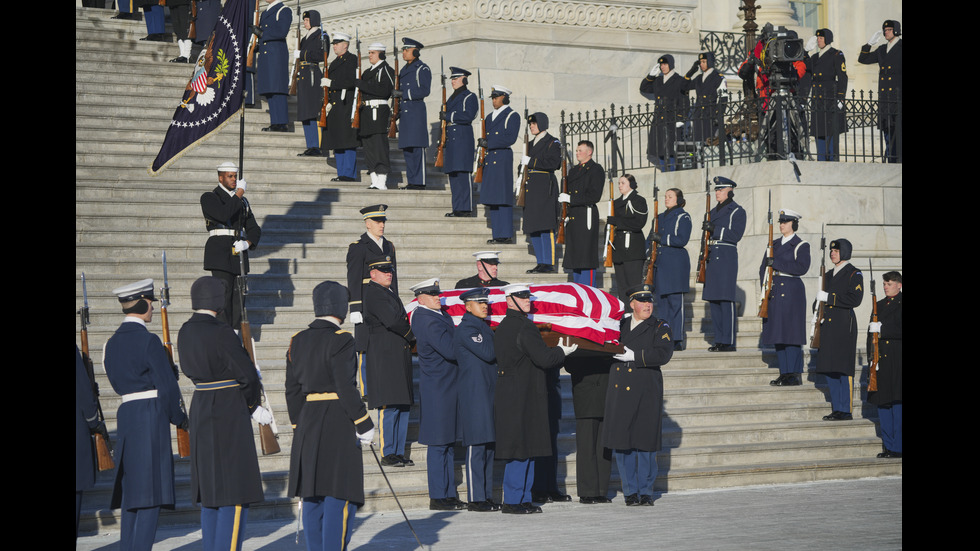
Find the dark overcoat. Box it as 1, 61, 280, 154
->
760, 234, 811, 345
201, 186, 261, 275
453, 312, 497, 446
346, 233, 397, 350
356, 61, 395, 137
561, 159, 605, 270
602, 315, 673, 451
858, 39, 902, 129
256, 2, 291, 96
806, 47, 847, 137
480, 106, 521, 206
412, 306, 459, 445
295, 26, 325, 122
493, 308, 565, 460
285, 320, 373, 504
682, 69, 726, 141
654, 206, 692, 295
701, 198, 745, 301
104, 321, 187, 510
814, 262, 864, 377
867, 292, 902, 406
609, 190, 648, 264
397, 59, 431, 148
177, 313, 264, 507
640, 71, 686, 158
362, 282, 415, 409
442, 87, 478, 174
521, 132, 562, 234
323, 51, 360, 150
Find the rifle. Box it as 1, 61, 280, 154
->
474, 69, 487, 184
644, 170, 660, 285
603, 154, 615, 268
758, 190, 774, 318
434, 56, 447, 168
236, 230, 281, 455
556, 126, 569, 245
809, 224, 826, 348
318, 29, 330, 128
246, 0, 261, 69
188, 0, 197, 41
79, 273, 115, 471
515, 98, 529, 207
868, 259, 880, 392
695, 164, 711, 284
351, 29, 362, 129
288, 1, 301, 95
160, 252, 191, 458
387, 27, 399, 138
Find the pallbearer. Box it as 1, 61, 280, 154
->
441, 67, 479, 216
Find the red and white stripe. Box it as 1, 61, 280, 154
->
191, 71, 209, 94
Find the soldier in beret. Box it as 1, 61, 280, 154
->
103, 279, 188, 550
286, 281, 375, 549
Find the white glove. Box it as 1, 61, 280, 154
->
294, 49, 301, 59
350, 312, 363, 324
868, 322, 882, 333
558, 193, 570, 203
252, 406, 273, 425
557, 341, 578, 356
806, 36, 817, 51
321, 77, 332, 88
233, 240, 250, 253
816, 290, 829, 302
237, 179, 247, 192
520, 155, 531, 166
357, 427, 375, 445
648, 66, 660, 77
514, 180, 522, 194
613, 347, 635, 362
868, 30, 882, 45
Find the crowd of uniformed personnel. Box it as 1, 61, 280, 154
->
77, 6, 902, 549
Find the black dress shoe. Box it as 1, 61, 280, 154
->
487, 237, 515, 244
673, 341, 685, 351
169, 56, 188, 63
262, 124, 289, 132
708, 343, 736, 352
397, 454, 414, 466
403, 184, 426, 190
876, 450, 902, 459
521, 502, 543, 513
783, 374, 802, 386
823, 411, 853, 421
430, 498, 465, 511
297, 148, 322, 157
639, 495, 655, 506
445, 211, 474, 217
595, 496, 612, 503
467, 500, 495, 512
501, 503, 534, 514
531, 492, 552, 503
486, 499, 501, 511
330, 176, 356, 182
579, 496, 597, 504
380, 454, 403, 467
770, 374, 788, 386
548, 492, 572, 502
624, 493, 640, 506
112, 13, 142, 20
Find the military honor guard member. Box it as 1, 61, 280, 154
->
649, 187, 692, 350
178, 277, 266, 551
133, 0, 167, 42
806, 29, 847, 161
494, 284, 578, 513
455, 250, 510, 289
480, 86, 521, 244
560, 140, 605, 285
255, 0, 293, 132
701, 176, 745, 352
396, 38, 432, 190
452, 287, 501, 512
640, 54, 687, 171
347, 205, 398, 384
323, 32, 361, 181
166, 0, 193, 63
606, 174, 648, 302
362, 255, 416, 466
564, 346, 613, 504
103, 279, 187, 551
442, 67, 479, 215
76, 346, 102, 541
520, 113, 563, 274
603, 284, 674, 506
285, 281, 375, 551
357, 43, 396, 190
294, 11, 326, 157
681, 52, 727, 143
201, 162, 261, 329
814, 239, 864, 420
410, 279, 466, 510
858, 20, 903, 163
868, 272, 902, 458
760, 209, 811, 386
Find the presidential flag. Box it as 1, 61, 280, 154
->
149, 0, 248, 175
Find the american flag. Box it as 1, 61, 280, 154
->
406, 283, 624, 344
190, 69, 209, 94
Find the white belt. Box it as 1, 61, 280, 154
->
209, 229, 236, 237
121, 389, 158, 403
364, 99, 388, 107
774, 271, 801, 278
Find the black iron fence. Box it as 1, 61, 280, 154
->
559, 88, 902, 173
